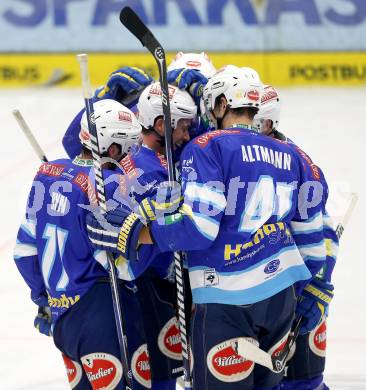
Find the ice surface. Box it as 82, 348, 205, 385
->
1, 87, 365, 389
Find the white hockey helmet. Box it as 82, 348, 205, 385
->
80, 99, 141, 156
253, 85, 281, 133
203, 65, 262, 125
168, 51, 217, 78
137, 82, 197, 130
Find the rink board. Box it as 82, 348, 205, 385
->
0, 52, 365, 88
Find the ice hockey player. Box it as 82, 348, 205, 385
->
62, 61, 197, 389
63, 66, 153, 159
85, 66, 328, 389
113, 81, 197, 390
167, 51, 217, 140
253, 85, 338, 390
63, 52, 216, 160
13, 100, 151, 390
168, 51, 217, 78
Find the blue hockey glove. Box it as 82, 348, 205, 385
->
95, 66, 153, 107
86, 208, 146, 261
167, 68, 208, 107
138, 182, 182, 222
296, 279, 334, 335
31, 291, 49, 307
34, 306, 52, 337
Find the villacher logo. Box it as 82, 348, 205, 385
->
207, 338, 256, 382
81, 352, 122, 389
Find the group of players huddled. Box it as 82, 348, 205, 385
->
14, 52, 338, 390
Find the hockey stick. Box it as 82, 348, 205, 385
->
13, 109, 48, 162
77, 54, 133, 390
119, 7, 192, 389
335, 192, 358, 239
232, 191, 358, 373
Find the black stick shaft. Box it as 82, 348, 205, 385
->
120, 7, 192, 387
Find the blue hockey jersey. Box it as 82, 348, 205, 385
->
13, 157, 120, 324
151, 127, 327, 305
114, 145, 174, 279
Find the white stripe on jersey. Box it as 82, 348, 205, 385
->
191, 211, 220, 241
189, 246, 306, 293
297, 240, 326, 262
185, 182, 226, 212
20, 218, 36, 239
290, 211, 323, 234
14, 242, 38, 258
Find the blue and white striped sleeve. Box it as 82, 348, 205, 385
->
316, 212, 339, 282
13, 187, 46, 304
290, 158, 328, 278
151, 142, 225, 252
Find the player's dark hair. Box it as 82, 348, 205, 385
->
141, 115, 164, 135
81, 145, 92, 158
230, 107, 259, 120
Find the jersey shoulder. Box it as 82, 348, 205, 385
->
36, 158, 98, 206
121, 146, 168, 177
191, 129, 242, 149
284, 137, 324, 182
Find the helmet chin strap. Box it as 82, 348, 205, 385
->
212, 105, 230, 130
147, 126, 166, 147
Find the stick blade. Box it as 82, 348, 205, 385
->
232, 338, 276, 372
119, 6, 160, 53
120, 7, 149, 45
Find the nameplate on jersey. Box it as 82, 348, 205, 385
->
241, 145, 292, 170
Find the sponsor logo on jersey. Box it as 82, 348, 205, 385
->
194, 130, 241, 147
73, 172, 98, 207
81, 352, 122, 390
156, 152, 168, 170
120, 154, 136, 175
224, 222, 287, 262
118, 111, 132, 122
207, 338, 255, 382
247, 90, 260, 101
47, 292, 80, 309
181, 156, 196, 175
204, 268, 219, 287
158, 317, 183, 360
37, 163, 65, 177
131, 344, 151, 388
264, 259, 281, 274
262, 86, 279, 104
295, 146, 321, 180
62, 354, 82, 389
309, 317, 326, 357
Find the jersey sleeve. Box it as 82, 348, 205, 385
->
316, 212, 339, 283
13, 182, 47, 304
62, 108, 84, 159
290, 154, 328, 280
150, 142, 226, 252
